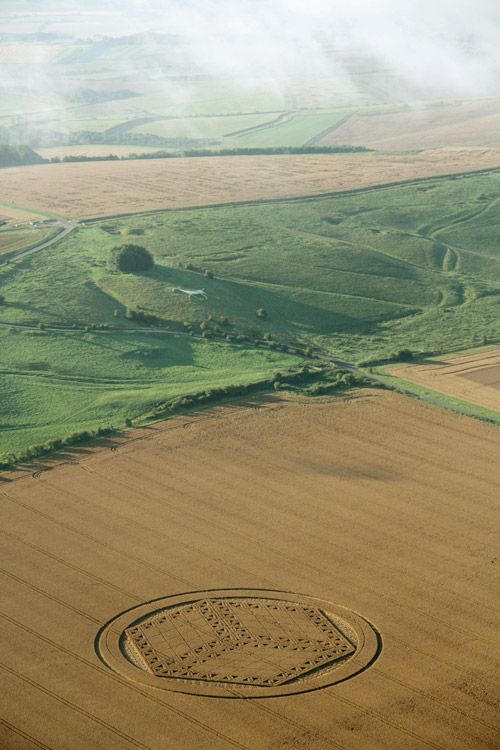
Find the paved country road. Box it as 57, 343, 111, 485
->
0, 219, 75, 268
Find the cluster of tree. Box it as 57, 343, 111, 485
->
0, 366, 373, 471
0, 140, 371, 168
46, 144, 372, 165
68, 132, 215, 148
388, 348, 414, 362
0, 144, 44, 168
177, 145, 372, 157
109, 244, 154, 273
148, 365, 368, 420
125, 308, 160, 325
49, 154, 120, 163
0, 425, 115, 470
148, 367, 317, 418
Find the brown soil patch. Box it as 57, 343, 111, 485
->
390, 347, 500, 413
3, 148, 500, 220
323, 99, 500, 150
2, 389, 500, 748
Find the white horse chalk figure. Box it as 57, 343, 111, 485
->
171, 287, 208, 300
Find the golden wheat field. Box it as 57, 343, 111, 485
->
323, 100, 500, 150
2, 389, 500, 749
3, 148, 500, 219
389, 347, 500, 414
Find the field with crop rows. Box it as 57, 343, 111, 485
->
4, 148, 500, 220
388, 347, 500, 413
324, 99, 500, 150
2, 390, 500, 749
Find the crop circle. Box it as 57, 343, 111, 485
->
96, 589, 380, 698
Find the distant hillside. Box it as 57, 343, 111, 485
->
0, 144, 44, 168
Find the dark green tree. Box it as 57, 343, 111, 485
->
109, 244, 153, 273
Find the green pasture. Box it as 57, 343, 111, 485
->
236, 113, 348, 147
125, 88, 287, 117
130, 114, 278, 139
0, 327, 299, 454
4, 169, 500, 454
3, 172, 500, 361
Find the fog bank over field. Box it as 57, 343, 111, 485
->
24, 0, 500, 98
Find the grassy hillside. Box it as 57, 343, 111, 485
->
0, 327, 299, 454
3, 169, 500, 453
4, 170, 500, 354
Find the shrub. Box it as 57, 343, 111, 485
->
257, 308, 267, 319
388, 348, 413, 362
204, 269, 214, 278
109, 244, 153, 273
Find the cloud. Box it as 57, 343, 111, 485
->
115, 0, 500, 97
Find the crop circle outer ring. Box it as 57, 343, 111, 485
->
96, 589, 381, 698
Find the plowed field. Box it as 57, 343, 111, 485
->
4, 148, 500, 219
2, 389, 500, 749
389, 347, 500, 414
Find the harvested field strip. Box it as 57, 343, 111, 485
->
4, 148, 500, 219
2, 391, 500, 748
388, 347, 500, 415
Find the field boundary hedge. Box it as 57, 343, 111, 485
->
0, 366, 371, 471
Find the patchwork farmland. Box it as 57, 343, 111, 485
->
2, 390, 500, 749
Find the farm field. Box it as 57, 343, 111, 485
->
124, 89, 287, 117
3, 148, 500, 220
388, 347, 500, 414
324, 99, 500, 150
0, 226, 53, 257
0, 203, 49, 226
235, 113, 348, 147
2, 390, 500, 748
130, 114, 278, 139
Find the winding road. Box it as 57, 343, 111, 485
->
0, 219, 75, 269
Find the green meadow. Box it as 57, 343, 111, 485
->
3, 169, 500, 453
0, 327, 299, 454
